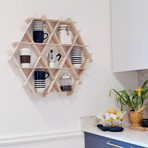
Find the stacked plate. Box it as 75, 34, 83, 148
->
71, 47, 82, 68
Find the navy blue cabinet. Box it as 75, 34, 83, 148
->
85, 132, 146, 148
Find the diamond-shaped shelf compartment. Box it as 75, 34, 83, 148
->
8, 15, 92, 97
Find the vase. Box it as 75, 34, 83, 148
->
129, 111, 143, 127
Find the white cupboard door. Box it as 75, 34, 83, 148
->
111, 0, 148, 72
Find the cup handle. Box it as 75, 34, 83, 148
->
43, 33, 48, 40
43, 24, 48, 31
45, 72, 49, 79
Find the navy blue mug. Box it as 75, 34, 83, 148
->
34, 70, 49, 80
34, 70, 49, 92
33, 31, 48, 43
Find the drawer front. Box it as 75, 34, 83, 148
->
85, 132, 146, 148
85, 132, 107, 148
106, 139, 144, 148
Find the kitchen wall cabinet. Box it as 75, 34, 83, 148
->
111, 0, 148, 72
84, 132, 145, 148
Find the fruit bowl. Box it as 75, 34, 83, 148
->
96, 111, 125, 127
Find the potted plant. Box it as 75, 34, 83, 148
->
109, 80, 148, 126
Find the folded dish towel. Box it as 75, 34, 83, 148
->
97, 124, 124, 132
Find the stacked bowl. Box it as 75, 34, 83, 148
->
71, 47, 82, 68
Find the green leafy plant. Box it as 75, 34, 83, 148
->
109, 80, 148, 111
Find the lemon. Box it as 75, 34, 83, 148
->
116, 112, 121, 120
107, 118, 113, 123
107, 108, 116, 114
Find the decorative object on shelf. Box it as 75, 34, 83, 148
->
48, 50, 61, 68
109, 80, 148, 128
8, 15, 92, 97
58, 24, 72, 44
20, 48, 31, 68
34, 70, 49, 93
33, 20, 48, 43
60, 73, 72, 92
71, 47, 83, 68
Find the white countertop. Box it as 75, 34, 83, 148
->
81, 116, 148, 148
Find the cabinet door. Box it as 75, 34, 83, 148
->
85, 132, 145, 148
111, 0, 148, 72
85, 132, 107, 148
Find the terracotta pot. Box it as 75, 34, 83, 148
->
130, 111, 143, 127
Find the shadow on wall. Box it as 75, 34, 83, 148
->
113, 71, 138, 91
138, 69, 148, 86
138, 69, 148, 118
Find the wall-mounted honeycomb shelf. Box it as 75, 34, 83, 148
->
8, 15, 92, 97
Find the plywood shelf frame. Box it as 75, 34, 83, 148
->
72, 34, 79, 45
9, 16, 92, 97
23, 81, 36, 94
69, 21, 79, 36
57, 44, 67, 57
44, 19, 54, 34
34, 44, 48, 56
25, 17, 33, 24
32, 56, 41, 68
9, 42, 21, 61
50, 68, 61, 80
12, 41, 19, 48
81, 57, 91, 69
21, 31, 33, 42
44, 80, 55, 94
9, 56, 20, 68
21, 68, 35, 81
36, 56, 48, 68
58, 57, 67, 68
53, 81, 62, 92
60, 17, 73, 25
43, 80, 55, 97
52, 20, 61, 32
23, 68, 35, 86
62, 45, 73, 57
45, 68, 55, 81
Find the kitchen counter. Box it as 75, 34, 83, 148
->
81, 116, 148, 148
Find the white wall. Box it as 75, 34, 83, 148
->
0, 0, 138, 147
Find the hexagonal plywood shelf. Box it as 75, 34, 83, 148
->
8, 15, 92, 97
